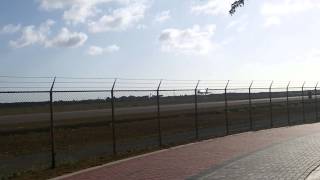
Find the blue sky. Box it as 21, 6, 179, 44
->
1, 0, 320, 80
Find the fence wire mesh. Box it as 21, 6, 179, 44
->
0, 92, 51, 177
1, 76, 320, 178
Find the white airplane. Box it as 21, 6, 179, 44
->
197, 88, 211, 95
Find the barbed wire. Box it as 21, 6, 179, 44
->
0, 75, 319, 91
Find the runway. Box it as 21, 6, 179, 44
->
0, 95, 308, 124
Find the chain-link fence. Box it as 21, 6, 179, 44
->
0, 76, 319, 178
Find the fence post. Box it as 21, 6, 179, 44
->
302, 81, 306, 123
157, 80, 162, 147
111, 78, 117, 156
315, 82, 319, 121
49, 77, 56, 169
194, 80, 200, 140
249, 81, 253, 130
286, 81, 291, 125
269, 81, 273, 128
224, 80, 230, 135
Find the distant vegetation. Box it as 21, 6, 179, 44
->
0, 90, 308, 115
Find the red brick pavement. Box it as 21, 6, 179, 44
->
53, 123, 320, 180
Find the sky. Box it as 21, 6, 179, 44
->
1, 0, 320, 81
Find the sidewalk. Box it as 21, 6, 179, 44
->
53, 123, 320, 180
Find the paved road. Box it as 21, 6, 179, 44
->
0, 95, 310, 124
52, 123, 320, 180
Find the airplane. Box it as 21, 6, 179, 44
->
197, 88, 211, 95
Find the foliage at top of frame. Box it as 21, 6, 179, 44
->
230, 0, 245, 15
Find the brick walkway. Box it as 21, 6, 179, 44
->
193, 133, 320, 180
53, 123, 320, 180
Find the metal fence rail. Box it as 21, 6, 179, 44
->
0, 76, 319, 177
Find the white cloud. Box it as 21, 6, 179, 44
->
261, 0, 320, 16
191, 0, 234, 16
235, 23, 248, 32
220, 37, 234, 45
261, 0, 320, 27
263, 16, 281, 27
88, 3, 147, 33
38, 0, 109, 11
38, 0, 113, 24
9, 19, 55, 48
136, 24, 147, 30
226, 15, 248, 32
38, 0, 78, 10
37, 0, 149, 30
155, 10, 171, 23
63, 4, 98, 24
304, 48, 320, 60
159, 24, 216, 55
9, 26, 42, 48
47, 28, 88, 48
88, 46, 104, 55
87, 45, 120, 55
0, 24, 21, 34
38, 0, 133, 10
9, 20, 87, 48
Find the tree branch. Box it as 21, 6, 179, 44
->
229, 0, 245, 15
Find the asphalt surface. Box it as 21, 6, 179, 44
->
0, 95, 309, 124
